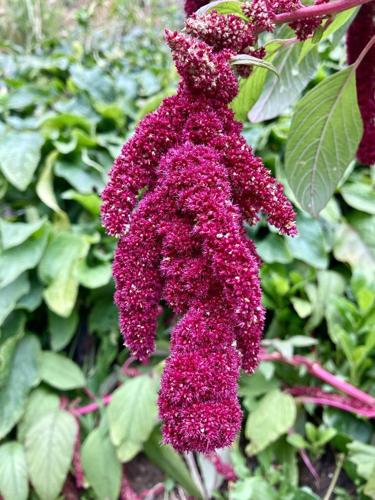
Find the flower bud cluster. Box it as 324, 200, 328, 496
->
102, 9, 296, 451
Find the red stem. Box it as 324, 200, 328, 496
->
295, 395, 375, 417
71, 352, 375, 417
71, 394, 112, 415
274, 0, 373, 24
260, 351, 375, 407
299, 449, 320, 483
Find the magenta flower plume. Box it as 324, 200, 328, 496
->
347, 2, 375, 166
184, 0, 209, 16
102, 9, 296, 452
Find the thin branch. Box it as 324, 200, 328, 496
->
323, 454, 345, 500
274, 0, 373, 24
260, 351, 375, 407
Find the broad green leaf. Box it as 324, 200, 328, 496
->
341, 181, 375, 215
197, 0, 247, 20
245, 389, 296, 455
0, 226, 48, 287
299, 8, 358, 62
305, 270, 346, 330
38, 232, 89, 317
229, 477, 277, 500
347, 441, 375, 479
286, 213, 328, 269
239, 370, 279, 402
25, 409, 78, 500
18, 387, 60, 442
16, 279, 43, 313
0, 442, 28, 500
256, 234, 292, 264
62, 190, 101, 215
0, 218, 45, 250
0, 274, 30, 326
334, 214, 375, 276
108, 375, 157, 462
0, 336, 40, 439
285, 66, 363, 216
81, 426, 121, 500
77, 261, 112, 289
365, 467, 375, 500
0, 131, 44, 191
231, 41, 283, 121
39, 351, 85, 390
144, 428, 203, 499
41, 113, 92, 134
36, 151, 69, 226
249, 44, 318, 122
48, 309, 79, 351
54, 158, 104, 194
0, 312, 25, 387
291, 297, 313, 318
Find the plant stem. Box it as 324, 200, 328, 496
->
354, 33, 375, 68
323, 454, 345, 500
299, 449, 320, 483
274, 0, 373, 24
261, 351, 375, 407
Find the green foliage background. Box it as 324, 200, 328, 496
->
0, 1, 374, 499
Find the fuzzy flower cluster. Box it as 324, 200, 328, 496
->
347, 2, 375, 166
185, 0, 329, 41
102, 10, 296, 452
243, 0, 327, 40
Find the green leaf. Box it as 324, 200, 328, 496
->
107, 375, 157, 462
17, 387, 60, 442
197, 0, 247, 20
0, 225, 48, 287
81, 426, 121, 500
249, 44, 318, 122
49, 309, 79, 351
229, 477, 277, 500
25, 409, 78, 500
231, 54, 279, 77
286, 213, 328, 269
285, 66, 363, 216
144, 428, 203, 499
0, 131, 44, 191
245, 389, 296, 455
341, 181, 375, 215
0, 274, 30, 326
298, 8, 358, 62
38, 232, 89, 317
230, 41, 282, 121
0, 218, 45, 250
62, 190, 101, 215
334, 215, 375, 276
365, 467, 375, 500
256, 234, 292, 264
77, 261, 112, 289
36, 151, 69, 225
0, 336, 40, 439
0, 312, 25, 387
0, 442, 28, 500
39, 351, 85, 390
305, 270, 346, 330
347, 441, 375, 480
54, 158, 104, 194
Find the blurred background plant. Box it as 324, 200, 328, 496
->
0, 1, 374, 499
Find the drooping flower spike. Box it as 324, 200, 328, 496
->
102, 7, 296, 452
347, 2, 375, 166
